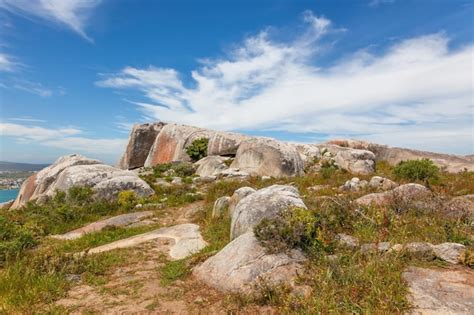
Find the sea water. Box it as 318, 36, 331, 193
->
0, 189, 19, 203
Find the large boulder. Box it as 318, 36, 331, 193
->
230, 138, 304, 177
228, 187, 256, 218
230, 185, 307, 240
334, 149, 376, 175
11, 154, 154, 209
118, 122, 165, 170
194, 156, 229, 177
292, 143, 321, 166
144, 124, 249, 166
442, 196, 474, 220
193, 232, 306, 294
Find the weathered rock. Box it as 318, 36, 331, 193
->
193, 232, 306, 293
230, 185, 307, 240
212, 196, 230, 218
192, 175, 217, 184
360, 242, 391, 253
433, 243, 466, 264
334, 149, 376, 175
51, 211, 154, 240
228, 187, 256, 218
83, 223, 207, 260
327, 139, 474, 173
0, 199, 14, 210
292, 144, 321, 166
341, 177, 368, 191
144, 124, 249, 166
171, 177, 182, 185
194, 156, 229, 177
154, 178, 172, 188
403, 266, 474, 314
442, 196, 474, 220
231, 138, 304, 177
369, 176, 398, 190
404, 242, 435, 260
335, 233, 359, 249
219, 168, 250, 179
11, 154, 153, 209
118, 122, 165, 170
355, 183, 432, 208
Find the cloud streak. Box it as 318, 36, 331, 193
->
0, 122, 127, 157
97, 11, 473, 154
0, 0, 101, 41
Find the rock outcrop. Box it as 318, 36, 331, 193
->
334, 149, 376, 175
144, 124, 249, 166
230, 138, 304, 177
83, 223, 207, 260
193, 232, 305, 293
118, 122, 165, 170
230, 185, 307, 240
403, 267, 474, 314
11, 154, 154, 209
327, 139, 474, 173
228, 187, 256, 218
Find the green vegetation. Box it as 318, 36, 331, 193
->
393, 158, 439, 184
159, 259, 191, 286
185, 137, 209, 162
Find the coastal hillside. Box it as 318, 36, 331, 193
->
0, 122, 472, 313
0, 161, 49, 172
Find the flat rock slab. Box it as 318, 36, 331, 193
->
403, 266, 474, 314
82, 223, 207, 260
51, 211, 154, 240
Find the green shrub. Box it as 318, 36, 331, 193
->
393, 159, 439, 183
0, 216, 37, 264
159, 259, 190, 286
117, 191, 137, 210
185, 138, 209, 162
151, 162, 195, 178
254, 208, 323, 254
320, 160, 338, 179
68, 186, 94, 205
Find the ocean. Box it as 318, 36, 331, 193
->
0, 189, 19, 203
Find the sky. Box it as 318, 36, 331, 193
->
0, 0, 473, 165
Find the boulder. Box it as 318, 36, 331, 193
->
368, 176, 398, 190
442, 196, 474, 220
292, 144, 321, 166
403, 267, 474, 314
212, 196, 230, 218
228, 187, 256, 218
230, 138, 304, 177
144, 124, 249, 166
194, 156, 229, 177
404, 242, 435, 260
334, 149, 376, 175
230, 185, 307, 240
118, 122, 165, 170
433, 243, 466, 264
354, 183, 432, 208
193, 232, 306, 293
341, 177, 368, 191
11, 154, 154, 209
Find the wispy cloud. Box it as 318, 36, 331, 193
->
97, 11, 474, 154
11, 80, 53, 97
0, 122, 127, 156
0, 52, 18, 72
0, 0, 102, 41
368, 0, 395, 7
9, 117, 47, 123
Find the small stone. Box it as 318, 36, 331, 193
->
212, 196, 230, 218
261, 176, 271, 181
171, 177, 182, 185
194, 297, 204, 304
405, 242, 435, 260
335, 233, 359, 249
360, 243, 377, 253
388, 244, 403, 253
433, 242, 466, 264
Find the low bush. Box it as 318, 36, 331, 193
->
393, 159, 439, 183
117, 190, 137, 210
185, 138, 209, 162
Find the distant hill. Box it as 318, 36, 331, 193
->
0, 161, 49, 172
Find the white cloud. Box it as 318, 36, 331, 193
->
96, 11, 474, 154
11, 80, 53, 97
0, 122, 126, 156
0, 0, 101, 40
0, 52, 17, 71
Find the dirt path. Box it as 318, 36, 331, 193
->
55, 201, 275, 314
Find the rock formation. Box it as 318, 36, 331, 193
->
118, 122, 165, 170
11, 154, 154, 209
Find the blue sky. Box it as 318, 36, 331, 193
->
0, 0, 473, 164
